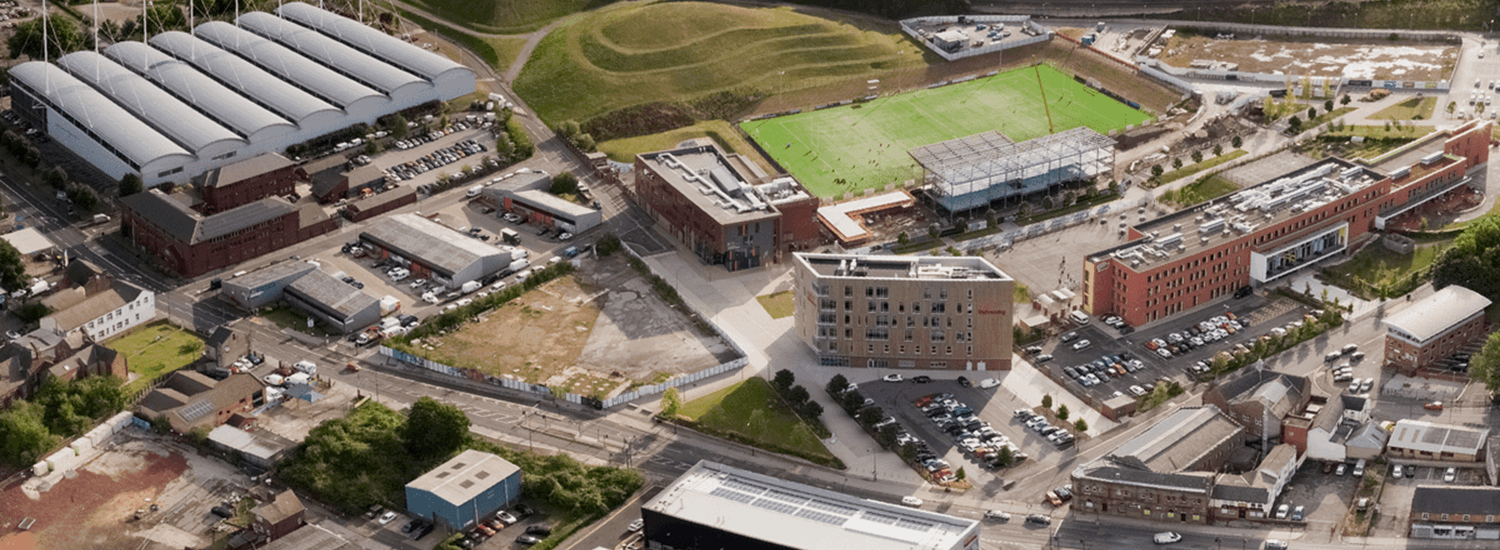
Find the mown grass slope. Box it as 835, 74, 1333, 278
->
515, 1, 926, 126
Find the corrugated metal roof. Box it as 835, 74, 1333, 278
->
194, 21, 384, 109
1384, 285, 1492, 343
58, 51, 245, 154
104, 41, 295, 141
276, 2, 471, 84
9, 62, 191, 170
237, 12, 429, 96
359, 213, 508, 278
149, 31, 342, 125
286, 269, 379, 322
406, 450, 519, 507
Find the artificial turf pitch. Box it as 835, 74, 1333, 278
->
741, 64, 1151, 198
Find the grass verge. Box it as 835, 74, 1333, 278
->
1369, 96, 1438, 120
1161, 173, 1241, 207
1149, 149, 1247, 187
1018, 190, 1121, 226
675, 378, 841, 468
755, 291, 795, 319
260, 305, 337, 337
1320, 240, 1450, 299
400, 0, 599, 34
111, 321, 204, 394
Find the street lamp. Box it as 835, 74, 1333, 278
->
1215, 536, 1221, 550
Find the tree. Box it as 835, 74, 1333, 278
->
1469, 331, 1500, 394
404, 396, 470, 459
994, 445, 1013, 468
388, 113, 409, 139
877, 423, 899, 446
1432, 216, 1500, 301
1041, 394, 1052, 408
558, 120, 581, 139
1074, 418, 1089, 432
67, 184, 98, 212
1213, 144, 1223, 156
897, 232, 909, 246
43, 166, 68, 189
660, 387, 682, 419
955, 466, 967, 481
549, 172, 579, 196
1341, 94, 1352, 106
856, 405, 883, 426
826, 374, 849, 395
1231, 135, 1243, 148
785, 385, 810, 408
1288, 115, 1302, 132
7, 17, 91, 60
0, 401, 58, 467
1172, 158, 1183, 170
772, 369, 795, 394
1325, 99, 1334, 112
1307, 107, 1317, 119
799, 400, 824, 421
1191, 150, 1203, 164
1057, 404, 1070, 420
0, 240, 26, 292
575, 134, 596, 152
840, 390, 864, 412
927, 225, 940, 240
119, 173, 143, 197
1151, 164, 1163, 178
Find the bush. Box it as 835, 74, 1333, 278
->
1074, 419, 1088, 432
596, 234, 622, 257
1041, 394, 1052, 409
1056, 404, 1069, 420
550, 173, 579, 196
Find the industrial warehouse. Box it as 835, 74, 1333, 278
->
7, 2, 474, 187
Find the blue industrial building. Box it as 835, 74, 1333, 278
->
405, 450, 522, 530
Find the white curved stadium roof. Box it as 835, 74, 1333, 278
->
9, 62, 191, 170
149, 31, 342, 126
194, 21, 385, 110
276, 2, 472, 84
236, 12, 429, 96
104, 42, 296, 142
57, 51, 246, 154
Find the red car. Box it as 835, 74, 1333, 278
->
1425, 401, 1444, 411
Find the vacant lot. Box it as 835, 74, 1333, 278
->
404, 255, 736, 398
111, 322, 204, 394
743, 64, 1151, 197
515, 1, 927, 125
1158, 34, 1458, 81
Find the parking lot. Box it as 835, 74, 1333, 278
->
1375, 463, 1488, 535
1272, 460, 1362, 529
1027, 293, 1312, 404
852, 375, 1078, 486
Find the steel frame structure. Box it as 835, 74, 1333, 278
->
910, 127, 1115, 214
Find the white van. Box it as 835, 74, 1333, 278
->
466, 185, 483, 198
1068, 310, 1090, 325
1352, 458, 1366, 477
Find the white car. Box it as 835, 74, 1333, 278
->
978, 378, 1000, 389
1153, 532, 1182, 545
883, 374, 904, 383
984, 510, 1011, 521
490, 280, 507, 291
1444, 467, 1457, 483
377, 510, 398, 524
1071, 339, 1092, 351
409, 278, 427, 288
422, 292, 439, 304
456, 299, 473, 307
900, 496, 923, 507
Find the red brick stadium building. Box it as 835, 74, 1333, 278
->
1084, 120, 1490, 327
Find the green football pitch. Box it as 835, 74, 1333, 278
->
741, 64, 1151, 198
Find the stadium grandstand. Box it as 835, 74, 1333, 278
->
909, 127, 1115, 214
6, 2, 474, 188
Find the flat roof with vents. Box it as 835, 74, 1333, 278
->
795, 252, 1010, 281
1389, 419, 1490, 456
405, 450, 519, 507
646, 460, 978, 550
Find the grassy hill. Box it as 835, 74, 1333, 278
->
401, 0, 611, 33
514, 1, 927, 126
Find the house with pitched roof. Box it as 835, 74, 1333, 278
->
1210, 444, 1302, 520
1283, 393, 1373, 462
137, 372, 266, 433
0, 327, 127, 408
1071, 406, 1245, 523
1203, 368, 1311, 441
1409, 486, 1500, 539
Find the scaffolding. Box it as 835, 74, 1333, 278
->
909, 127, 1116, 214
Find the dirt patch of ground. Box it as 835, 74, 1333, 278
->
0, 439, 189, 550
1158, 35, 1458, 81
407, 255, 736, 397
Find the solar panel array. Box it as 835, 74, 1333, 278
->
179, 399, 216, 422
709, 486, 757, 504
706, 479, 863, 529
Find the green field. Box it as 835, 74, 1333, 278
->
515, 1, 926, 125
678, 378, 837, 466
742, 65, 1151, 197
111, 321, 204, 394
1369, 97, 1438, 120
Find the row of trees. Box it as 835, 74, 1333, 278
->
554, 120, 597, 153
1149, 136, 1243, 181
1435, 216, 1500, 394
770, 369, 825, 425
0, 376, 131, 467
1039, 394, 1088, 433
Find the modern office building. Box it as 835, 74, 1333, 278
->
8, 3, 473, 187
406, 450, 522, 531
791, 253, 1014, 370
1083, 120, 1490, 326
1383, 285, 1491, 377
643, 460, 980, 550
634, 141, 821, 270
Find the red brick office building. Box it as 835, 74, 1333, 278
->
1084, 120, 1490, 327
1383, 285, 1491, 377
195, 153, 306, 214
634, 141, 822, 270
121, 189, 338, 278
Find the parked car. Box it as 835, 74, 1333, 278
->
627, 518, 645, 533
1445, 467, 1457, 483
957, 376, 971, 387
913, 375, 932, 383
1291, 505, 1304, 521
1425, 401, 1444, 411
883, 374, 904, 383
1071, 339, 1092, 351
1392, 464, 1404, 478
524, 525, 553, 537
1154, 532, 1183, 545
515, 534, 543, 545
1025, 514, 1052, 526
1274, 504, 1289, 519
378, 510, 398, 524
901, 496, 923, 507
1060, 332, 1078, 343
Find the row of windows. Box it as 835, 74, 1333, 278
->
866, 343, 973, 356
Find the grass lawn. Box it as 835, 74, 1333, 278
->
1321, 240, 1449, 298
744, 64, 1150, 197
678, 378, 837, 465
1323, 124, 1434, 139
400, 9, 528, 71
1301, 106, 1358, 131
1162, 174, 1242, 207
402, 0, 599, 33
755, 291, 795, 319
598, 120, 774, 173
110, 321, 204, 394
516, 1, 927, 126
261, 305, 337, 337
1150, 149, 1247, 187
1369, 96, 1438, 120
